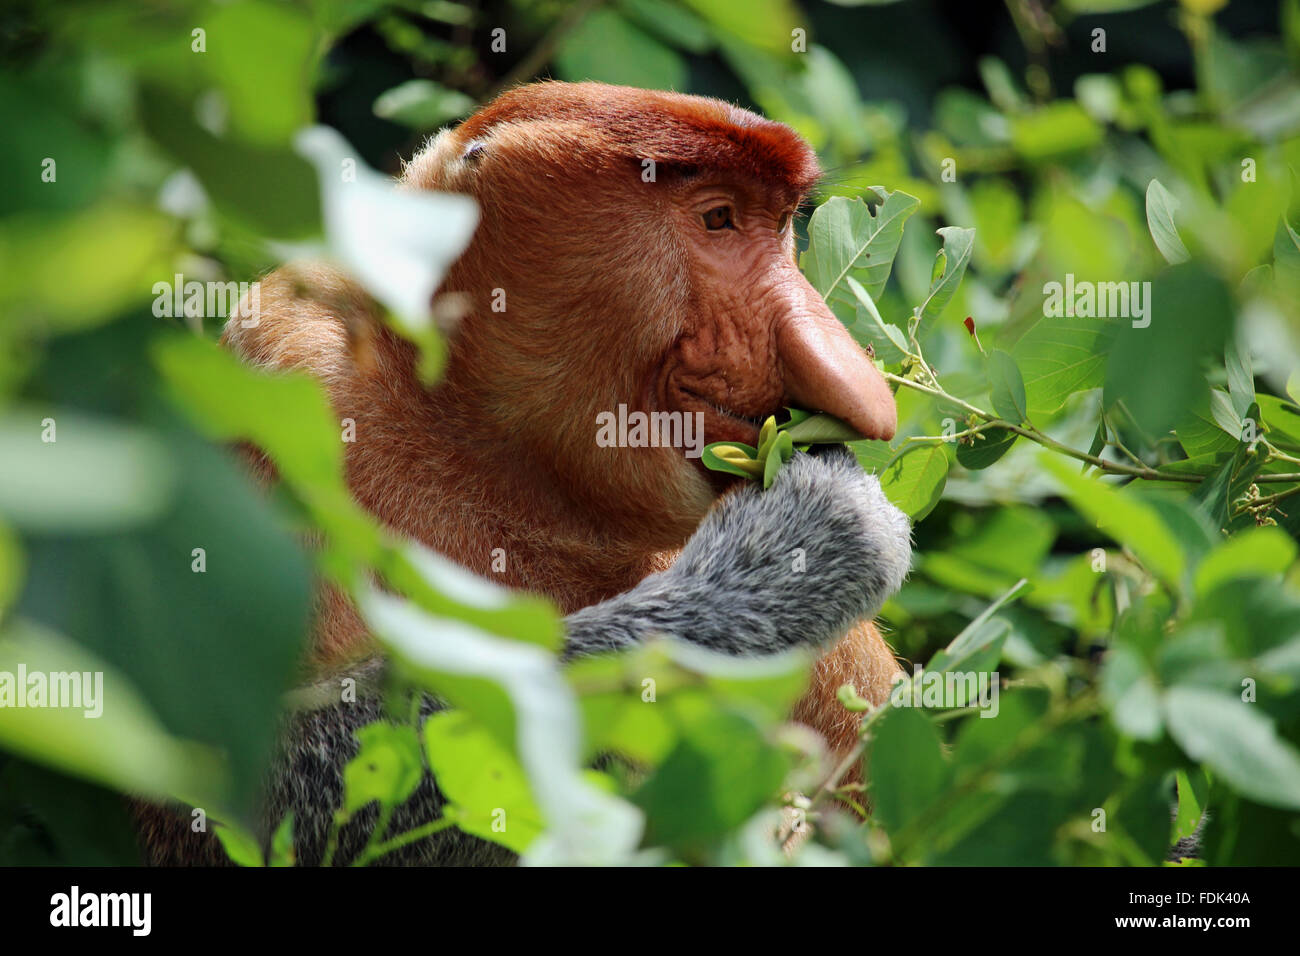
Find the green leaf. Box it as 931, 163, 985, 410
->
916, 226, 975, 324
955, 427, 1018, 470
424, 711, 544, 854
1105, 264, 1233, 438
16, 419, 310, 808
0, 407, 177, 533
360, 590, 642, 865
1195, 527, 1298, 595
927, 578, 1028, 674
1145, 179, 1191, 265
618, 0, 714, 53
0, 521, 20, 617
1100, 644, 1163, 741
1012, 313, 1117, 416
632, 709, 788, 852
214, 823, 265, 867
680, 0, 801, 57
1164, 688, 1300, 811
0, 620, 224, 806
987, 349, 1028, 423
779, 412, 863, 444
269, 813, 295, 867
842, 274, 910, 361
555, 9, 687, 90
701, 442, 763, 480
1191, 451, 1239, 530
1224, 336, 1256, 420
1177, 388, 1241, 458
155, 335, 561, 651
1009, 101, 1103, 161
802, 189, 921, 306
876, 444, 949, 520
869, 707, 949, 835
761, 431, 794, 489
343, 723, 424, 814
1040, 455, 1186, 587
926, 617, 1009, 679
205, 0, 316, 147
139, 87, 320, 238
1173, 768, 1209, 843
373, 79, 476, 129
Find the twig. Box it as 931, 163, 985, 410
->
880, 371, 1300, 485
352, 815, 458, 866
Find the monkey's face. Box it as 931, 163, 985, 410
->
409, 82, 896, 534
655, 176, 897, 481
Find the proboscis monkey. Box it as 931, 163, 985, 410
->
138, 82, 912, 865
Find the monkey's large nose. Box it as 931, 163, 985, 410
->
778, 303, 897, 441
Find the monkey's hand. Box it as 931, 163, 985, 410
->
564, 447, 911, 657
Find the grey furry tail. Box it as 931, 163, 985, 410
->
564, 446, 913, 657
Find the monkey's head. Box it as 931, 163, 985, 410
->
405, 82, 895, 545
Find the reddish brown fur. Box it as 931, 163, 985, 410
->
223, 82, 902, 758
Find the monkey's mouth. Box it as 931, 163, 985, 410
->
671, 385, 781, 472
650, 361, 784, 488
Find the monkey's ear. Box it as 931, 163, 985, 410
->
461, 139, 487, 165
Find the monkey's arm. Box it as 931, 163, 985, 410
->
564, 447, 911, 658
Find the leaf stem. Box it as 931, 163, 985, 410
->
352, 814, 458, 866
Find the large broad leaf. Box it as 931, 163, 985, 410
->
1105, 264, 1233, 437
373, 80, 476, 129
987, 349, 1028, 423
955, 427, 1018, 470
1012, 312, 1117, 416
424, 711, 545, 854
1195, 527, 1299, 596
1177, 387, 1241, 458
1010, 101, 1103, 161
139, 87, 320, 238
802, 189, 921, 306
926, 578, 1027, 675
869, 707, 950, 835
0, 203, 175, 333
874, 444, 948, 520
343, 723, 424, 814
1165, 688, 1300, 811
204, 0, 316, 147
1100, 644, 1163, 741
16, 426, 312, 809
0, 407, 177, 532
154, 335, 562, 651
0, 620, 224, 808
632, 708, 789, 854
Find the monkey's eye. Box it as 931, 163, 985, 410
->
702, 206, 734, 231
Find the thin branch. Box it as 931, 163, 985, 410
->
880, 371, 1300, 485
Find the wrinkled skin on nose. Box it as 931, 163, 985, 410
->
661, 240, 897, 458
